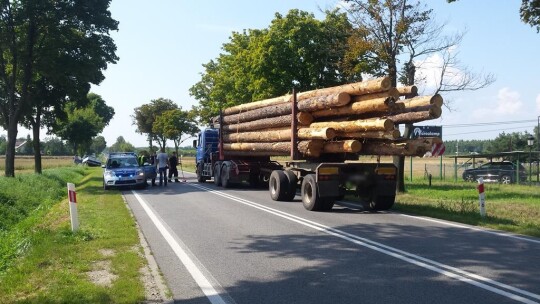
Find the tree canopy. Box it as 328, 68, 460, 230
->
153, 109, 199, 154
132, 98, 179, 150
0, 0, 118, 176
189, 9, 359, 124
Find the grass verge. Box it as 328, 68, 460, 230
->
0, 167, 146, 303
395, 178, 540, 237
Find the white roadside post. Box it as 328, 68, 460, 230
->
67, 183, 79, 231
477, 177, 486, 217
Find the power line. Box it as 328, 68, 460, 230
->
441, 119, 536, 128
445, 125, 536, 137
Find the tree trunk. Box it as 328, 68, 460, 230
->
222, 77, 391, 115
351, 87, 400, 102
5, 120, 18, 177
396, 94, 443, 108
396, 85, 418, 97
312, 97, 397, 118
222, 113, 313, 132
322, 140, 361, 153
223, 140, 323, 157
223, 127, 335, 142
387, 107, 441, 124
310, 118, 394, 133
336, 129, 400, 140
32, 117, 42, 174
297, 92, 351, 112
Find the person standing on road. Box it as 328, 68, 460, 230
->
157, 148, 169, 186
168, 152, 179, 183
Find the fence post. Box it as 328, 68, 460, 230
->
477, 178, 486, 218
67, 183, 79, 231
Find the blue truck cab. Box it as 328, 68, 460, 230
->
194, 128, 219, 182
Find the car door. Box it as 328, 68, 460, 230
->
486, 163, 501, 181
475, 163, 492, 180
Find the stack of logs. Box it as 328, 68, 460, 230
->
216, 76, 443, 158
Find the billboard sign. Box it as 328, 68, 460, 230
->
411, 126, 442, 139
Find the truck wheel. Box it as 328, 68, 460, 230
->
214, 162, 222, 186
283, 170, 298, 201
301, 174, 324, 211
221, 164, 231, 188
370, 195, 395, 211
197, 163, 207, 183
269, 170, 288, 201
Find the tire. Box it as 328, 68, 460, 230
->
221, 163, 231, 188
103, 180, 109, 190
269, 170, 288, 201
464, 174, 475, 182
320, 199, 335, 211
500, 175, 512, 184
213, 162, 222, 186
283, 170, 298, 201
370, 195, 395, 211
301, 174, 325, 211
197, 163, 207, 183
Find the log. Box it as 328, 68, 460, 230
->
358, 141, 423, 156
337, 130, 401, 140
222, 113, 313, 132
312, 97, 397, 118
297, 77, 391, 100
223, 140, 323, 157
298, 92, 351, 112
323, 140, 362, 153
310, 118, 394, 132
396, 94, 443, 108
222, 77, 390, 115
223, 127, 336, 142
396, 86, 418, 96
387, 107, 441, 125
351, 87, 400, 102
221, 92, 350, 124
223, 95, 292, 115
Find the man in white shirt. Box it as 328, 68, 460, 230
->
157, 148, 169, 186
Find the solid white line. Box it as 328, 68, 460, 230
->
397, 213, 540, 245
189, 183, 540, 304
131, 191, 227, 304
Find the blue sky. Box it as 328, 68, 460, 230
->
3, 0, 540, 148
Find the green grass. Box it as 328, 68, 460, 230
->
395, 178, 540, 237
0, 167, 146, 303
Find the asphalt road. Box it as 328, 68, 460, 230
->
124, 173, 540, 304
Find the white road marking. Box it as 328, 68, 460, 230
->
397, 213, 540, 245
189, 183, 540, 304
131, 191, 228, 304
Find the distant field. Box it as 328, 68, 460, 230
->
0, 156, 75, 175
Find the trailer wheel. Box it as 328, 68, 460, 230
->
283, 170, 298, 201
197, 163, 207, 183
221, 163, 231, 188
301, 174, 326, 211
214, 162, 222, 186
269, 170, 288, 201
370, 195, 395, 211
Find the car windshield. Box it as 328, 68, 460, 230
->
108, 157, 139, 168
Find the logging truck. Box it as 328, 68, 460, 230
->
193, 108, 397, 212
192, 77, 444, 211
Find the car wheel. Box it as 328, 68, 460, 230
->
103, 180, 109, 190
500, 175, 512, 184
464, 174, 475, 182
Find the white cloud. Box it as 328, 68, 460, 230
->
413, 52, 466, 95
494, 87, 522, 114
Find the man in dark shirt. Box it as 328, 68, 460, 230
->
168, 152, 179, 183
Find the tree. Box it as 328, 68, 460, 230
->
132, 98, 178, 150
345, 0, 494, 192
109, 136, 135, 153
90, 136, 107, 155
42, 136, 69, 156
53, 93, 114, 155
189, 9, 359, 124
448, 0, 540, 33
153, 109, 199, 155
0, 0, 118, 177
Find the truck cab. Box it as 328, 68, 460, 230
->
194, 128, 219, 182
